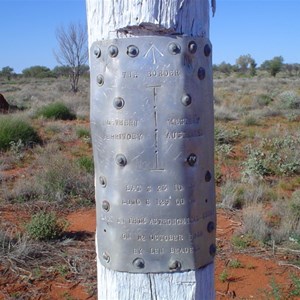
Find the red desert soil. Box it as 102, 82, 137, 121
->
1, 207, 300, 299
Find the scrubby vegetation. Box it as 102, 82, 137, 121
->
0, 59, 300, 298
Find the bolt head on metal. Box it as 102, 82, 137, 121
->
93, 46, 101, 58
188, 41, 197, 54
187, 153, 197, 166
102, 252, 110, 263
127, 45, 139, 57
198, 67, 206, 80
108, 45, 118, 57
207, 221, 215, 233
116, 154, 127, 167
99, 176, 107, 188
169, 260, 181, 271
97, 74, 104, 86
133, 258, 145, 269
205, 170, 212, 182
204, 44, 212, 57
168, 42, 181, 55
182, 94, 192, 106
209, 244, 217, 257
113, 97, 125, 109
102, 200, 110, 212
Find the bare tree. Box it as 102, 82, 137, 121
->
54, 22, 88, 93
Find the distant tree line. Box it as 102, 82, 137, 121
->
214, 55, 300, 78
0, 65, 89, 80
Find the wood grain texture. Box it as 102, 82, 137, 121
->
86, 0, 212, 45
96, 233, 215, 300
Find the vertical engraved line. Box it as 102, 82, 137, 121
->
153, 87, 159, 169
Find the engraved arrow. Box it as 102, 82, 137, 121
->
144, 45, 164, 64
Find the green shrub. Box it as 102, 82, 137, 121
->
242, 136, 300, 180
278, 91, 300, 109
76, 127, 90, 138
26, 212, 67, 241
76, 156, 94, 174
35, 150, 94, 204
0, 116, 40, 150
214, 125, 240, 145
243, 115, 259, 126
255, 94, 273, 107
36, 102, 76, 120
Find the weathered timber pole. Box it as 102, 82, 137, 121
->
86, 1, 216, 299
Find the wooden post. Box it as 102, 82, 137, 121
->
86, 1, 216, 299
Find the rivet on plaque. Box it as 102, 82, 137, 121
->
188, 41, 197, 54
205, 170, 212, 182
198, 67, 206, 80
108, 45, 119, 57
207, 221, 215, 233
204, 44, 212, 57
102, 200, 110, 212
102, 252, 110, 263
168, 42, 181, 55
133, 258, 145, 269
181, 94, 192, 106
97, 74, 104, 86
209, 244, 217, 257
99, 176, 107, 188
113, 97, 125, 109
93, 46, 101, 58
127, 45, 139, 57
169, 260, 182, 271
187, 153, 197, 166
116, 154, 127, 167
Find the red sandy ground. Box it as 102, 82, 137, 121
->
1, 207, 300, 299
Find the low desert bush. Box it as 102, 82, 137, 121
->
243, 115, 259, 126
26, 212, 67, 241
76, 156, 94, 174
36, 102, 76, 120
34, 148, 94, 204
242, 204, 270, 242
255, 94, 273, 107
0, 116, 40, 150
242, 135, 300, 181
278, 90, 300, 110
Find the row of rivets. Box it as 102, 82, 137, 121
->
102, 243, 216, 266
94, 42, 211, 59
104, 94, 193, 109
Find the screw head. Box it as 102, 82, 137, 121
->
169, 260, 181, 271
113, 97, 125, 109
99, 176, 107, 188
116, 154, 127, 167
204, 44, 212, 57
198, 67, 206, 80
108, 45, 118, 57
102, 252, 110, 263
188, 41, 197, 54
205, 170, 212, 182
209, 244, 217, 257
93, 46, 101, 58
168, 42, 181, 55
102, 200, 110, 212
133, 258, 145, 269
97, 74, 104, 86
187, 153, 197, 166
127, 45, 139, 57
182, 94, 192, 106
207, 221, 215, 233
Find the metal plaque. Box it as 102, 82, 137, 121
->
90, 35, 216, 273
